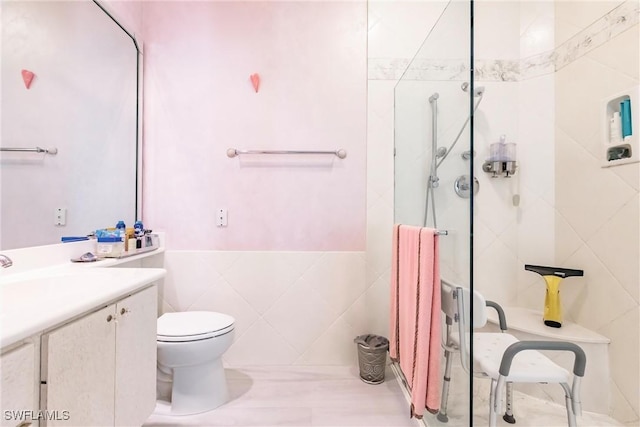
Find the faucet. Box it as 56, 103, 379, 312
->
0, 254, 13, 268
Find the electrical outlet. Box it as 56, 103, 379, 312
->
216, 208, 228, 227
55, 207, 67, 226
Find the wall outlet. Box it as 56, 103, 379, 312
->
216, 208, 228, 227
55, 207, 67, 226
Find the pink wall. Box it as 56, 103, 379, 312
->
141, 1, 367, 251
101, 0, 143, 38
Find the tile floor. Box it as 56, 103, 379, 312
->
144, 365, 420, 427
424, 389, 624, 427
144, 364, 624, 427
421, 360, 624, 427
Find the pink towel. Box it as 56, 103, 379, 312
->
390, 224, 441, 418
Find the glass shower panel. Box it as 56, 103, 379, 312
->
393, 1, 473, 426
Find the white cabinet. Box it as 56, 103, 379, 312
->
1, 342, 37, 427
114, 286, 158, 426
41, 285, 157, 426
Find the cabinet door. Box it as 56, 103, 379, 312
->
114, 285, 157, 426
42, 305, 116, 426
1, 342, 36, 427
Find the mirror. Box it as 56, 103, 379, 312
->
1, 0, 140, 250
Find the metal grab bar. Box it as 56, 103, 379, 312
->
1, 147, 58, 155
227, 148, 347, 159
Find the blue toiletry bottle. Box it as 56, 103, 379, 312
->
134, 220, 144, 248
134, 220, 144, 237
621, 99, 632, 138
116, 220, 126, 241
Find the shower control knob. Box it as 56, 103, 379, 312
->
454, 175, 480, 199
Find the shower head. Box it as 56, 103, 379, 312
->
429, 93, 439, 103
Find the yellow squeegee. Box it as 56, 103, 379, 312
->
524, 264, 584, 328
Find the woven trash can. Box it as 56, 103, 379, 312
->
354, 334, 389, 384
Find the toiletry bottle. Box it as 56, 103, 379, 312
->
621, 99, 632, 139
134, 220, 144, 236
127, 236, 137, 253
611, 111, 622, 143
134, 221, 144, 249
116, 220, 126, 250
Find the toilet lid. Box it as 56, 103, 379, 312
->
157, 311, 235, 341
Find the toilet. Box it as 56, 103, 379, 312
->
156, 311, 235, 415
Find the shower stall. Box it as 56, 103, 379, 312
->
392, 0, 639, 425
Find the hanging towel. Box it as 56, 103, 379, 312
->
389, 224, 441, 418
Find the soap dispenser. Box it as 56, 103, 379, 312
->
482, 134, 517, 177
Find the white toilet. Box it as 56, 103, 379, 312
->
156, 311, 235, 415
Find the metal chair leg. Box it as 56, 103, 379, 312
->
503, 381, 516, 424
437, 348, 454, 422
561, 383, 577, 427
489, 379, 498, 427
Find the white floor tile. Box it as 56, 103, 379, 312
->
144, 364, 622, 427
144, 365, 418, 427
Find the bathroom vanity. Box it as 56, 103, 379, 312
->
0, 240, 166, 427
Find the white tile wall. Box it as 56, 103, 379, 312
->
554, 7, 639, 421
162, 251, 366, 366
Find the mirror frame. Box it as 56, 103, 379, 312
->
93, 0, 143, 221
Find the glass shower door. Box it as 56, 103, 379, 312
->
393, 1, 474, 425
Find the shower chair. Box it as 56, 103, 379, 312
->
438, 279, 586, 427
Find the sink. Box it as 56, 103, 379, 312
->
0, 271, 112, 319
0, 267, 165, 347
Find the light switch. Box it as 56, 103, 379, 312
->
216, 208, 228, 227
55, 207, 66, 226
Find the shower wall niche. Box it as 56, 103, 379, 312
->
602, 86, 639, 167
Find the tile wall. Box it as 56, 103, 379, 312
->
552, 2, 639, 422
161, 250, 367, 366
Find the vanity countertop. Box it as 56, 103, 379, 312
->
0, 266, 166, 348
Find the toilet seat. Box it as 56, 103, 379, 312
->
157, 311, 235, 342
